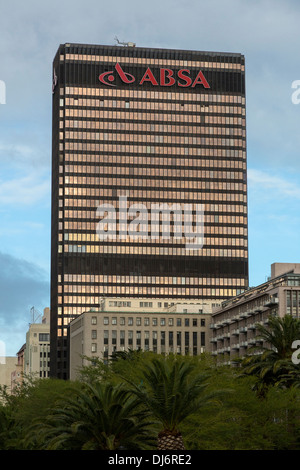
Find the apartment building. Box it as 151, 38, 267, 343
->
210, 263, 300, 363
24, 309, 50, 378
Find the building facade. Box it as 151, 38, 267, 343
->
11, 344, 25, 392
69, 297, 212, 380
24, 312, 50, 379
51, 43, 248, 378
210, 263, 300, 363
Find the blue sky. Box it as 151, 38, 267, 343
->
0, 0, 299, 356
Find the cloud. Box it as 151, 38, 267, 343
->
0, 172, 50, 206
248, 168, 300, 200
0, 251, 49, 356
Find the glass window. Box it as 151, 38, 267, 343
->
112, 330, 117, 345
128, 331, 133, 346
104, 330, 109, 345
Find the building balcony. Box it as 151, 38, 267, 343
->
264, 297, 279, 307
248, 338, 257, 345
231, 329, 240, 336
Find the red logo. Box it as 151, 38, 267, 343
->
99, 63, 210, 89
99, 63, 135, 86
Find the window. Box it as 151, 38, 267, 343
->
112, 317, 117, 325
91, 343, 97, 353
91, 330, 97, 339
128, 331, 133, 346
185, 332, 189, 354
103, 317, 109, 325
193, 319, 197, 327
177, 332, 181, 345
193, 332, 197, 356
160, 318, 165, 326
177, 318, 182, 327
153, 331, 157, 346
144, 317, 150, 326
112, 331, 117, 345
39, 333, 50, 342
201, 319, 205, 327
185, 319, 189, 327
104, 330, 109, 345
120, 330, 125, 346
120, 317, 125, 325
91, 316, 97, 325
140, 301, 153, 307
152, 318, 158, 326
168, 318, 174, 326
128, 317, 133, 325
136, 317, 141, 326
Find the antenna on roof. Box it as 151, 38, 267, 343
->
114, 36, 136, 47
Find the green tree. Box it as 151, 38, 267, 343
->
182, 364, 300, 450
242, 315, 300, 393
123, 355, 224, 450
30, 381, 156, 450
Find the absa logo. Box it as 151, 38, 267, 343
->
99, 63, 210, 89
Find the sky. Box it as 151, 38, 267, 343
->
0, 0, 299, 356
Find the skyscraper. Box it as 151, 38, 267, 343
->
51, 43, 248, 378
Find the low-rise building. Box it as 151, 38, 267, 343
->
11, 344, 25, 392
69, 298, 214, 380
210, 263, 300, 363
0, 357, 17, 394
24, 308, 50, 378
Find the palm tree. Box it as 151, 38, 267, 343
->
123, 356, 222, 450
242, 315, 300, 391
28, 382, 156, 450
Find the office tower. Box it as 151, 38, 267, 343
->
51, 43, 248, 378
